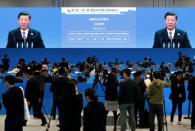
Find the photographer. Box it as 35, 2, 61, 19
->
71, 79, 83, 131
84, 57, 96, 75
142, 57, 152, 68
50, 67, 76, 130
118, 69, 136, 131
59, 58, 69, 70
24, 68, 47, 126
134, 71, 146, 128
145, 70, 154, 92
2, 54, 10, 73
17, 58, 27, 74
103, 72, 119, 131
169, 71, 186, 125
33, 64, 52, 123
188, 76, 195, 129
147, 71, 171, 131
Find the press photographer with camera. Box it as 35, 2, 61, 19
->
133, 71, 146, 128
187, 76, 195, 129
84, 57, 98, 76
118, 69, 136, 131
147, 71, 171, 131
50, 67, 79, 131
103, 72, 119, 131
169, 71, 186, 125
24, 68, 47, 126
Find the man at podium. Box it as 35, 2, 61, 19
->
153, 12, 191, 48
6, 11, 45, 48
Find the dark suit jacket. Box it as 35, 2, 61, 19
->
2, 86, 24, 118
50, 77, 75, 102
103, 78, 119, 101
153, 28, 191, 48
188, 76, 195, 101
2, 58, 10, 70
6, 28, 45, 48
71, 93, 83, 129
118, 78, 137, 105
134, 77, 146, 102
83, 101, 106, 131
59, 62, 69, 69
25, 77, 41, 102
170, 78, 186, 102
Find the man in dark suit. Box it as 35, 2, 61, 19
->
153, 12, 191, 48
133, 71, 146, 128
50, 67, 75, 131
24, 68, 47, 126
188, 76, 195, 129
2, 75, 24, 131
2, 54, 10, 72
118, 69, 136, 131
59, 58, 69, 70
6, 11, 45, 48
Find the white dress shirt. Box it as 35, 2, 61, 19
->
20, 28, 29, 39
167, 28, 175, 39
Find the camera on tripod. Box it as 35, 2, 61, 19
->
85, 56, 98, 73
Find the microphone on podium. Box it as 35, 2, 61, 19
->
162, 39, 168, 48
163, 38, 171, 48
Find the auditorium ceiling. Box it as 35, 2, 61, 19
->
0, 0, 195, 7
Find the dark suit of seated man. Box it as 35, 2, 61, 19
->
2, 75, 24, 131
6, 11, 45, 48
153, 12, 191, 48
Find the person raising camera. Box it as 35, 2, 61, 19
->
147, 71, 171, 131
169, 71, 186, 125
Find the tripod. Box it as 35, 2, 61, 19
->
162, 99, 168, 131
42, 104, 52, 131
184, 100, 191, 119
46, 115, 52, 131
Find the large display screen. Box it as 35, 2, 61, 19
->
136, 8, 195, 48
0, 7, 194, 48
61, 7, 136, 48
0, 8, 61, 48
